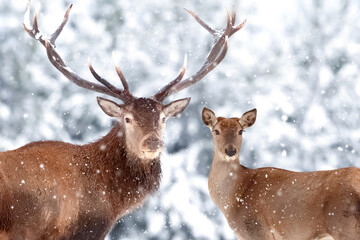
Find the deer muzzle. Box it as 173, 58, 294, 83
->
225, 145, 236, 157
143, 136, 162, 152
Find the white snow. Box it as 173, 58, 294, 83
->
1, 0, 360, 239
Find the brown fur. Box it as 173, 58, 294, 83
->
0, 122, 161, 239
204, 109, 360, 240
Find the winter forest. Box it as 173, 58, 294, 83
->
1, 0, 360, 239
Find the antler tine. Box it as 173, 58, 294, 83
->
231, 5, 236, 26
184, 8, 215, 35
154, 8, 245, 102
226, 10, 232, 31
89, 63, 134, 101
23, 3, 134, 103
23, 1, 40, 43
50, 4, 72, 46
33, 10, 39, 32
115, 65, 130, 93
232, 19, 247, 36
154, 54, 187, 101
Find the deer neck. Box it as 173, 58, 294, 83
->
81, 123, 162, 216
208, 152, 249, 216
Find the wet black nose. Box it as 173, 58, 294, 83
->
144, 138, 162, 151
225, 147, 236, 157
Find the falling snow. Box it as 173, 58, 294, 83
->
1, 0, 360, 239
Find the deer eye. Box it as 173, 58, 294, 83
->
238, 130, 245, 135
162, 117, 166, 123
214, 130, 220, 135
125, 117, 131, 123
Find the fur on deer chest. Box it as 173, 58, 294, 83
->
208, 161, 246, 214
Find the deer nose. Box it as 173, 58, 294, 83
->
225, 146, 236, 157
144, 138, 162, 151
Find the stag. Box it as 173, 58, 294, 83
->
202, 107, 360, 240
0, 2, 246, 239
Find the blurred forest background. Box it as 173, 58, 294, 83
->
1, 0, 360, 239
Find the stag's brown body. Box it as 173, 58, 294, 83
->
0, 123, 161, 239
203, 108, 360, 240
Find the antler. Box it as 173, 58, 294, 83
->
154, 7, 246, 102
23, 2, 134, 103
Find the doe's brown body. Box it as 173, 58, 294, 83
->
202, 107, 360, 240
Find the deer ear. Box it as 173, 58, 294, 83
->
163, 97, 190, 118
202, 107, 217, 127
97, 97, 124, 117
239, 108, 257, 129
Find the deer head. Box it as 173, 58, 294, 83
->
97, 97, 189, 159
202, 107, 257, 161
23, 2, 246, 161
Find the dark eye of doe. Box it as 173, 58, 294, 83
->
238, 130, 244, 135
162, 117, 166, 123
125, 118, 131, 123
214, 130, 220, 135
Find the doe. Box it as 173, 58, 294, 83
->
202, 107, 360, 240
